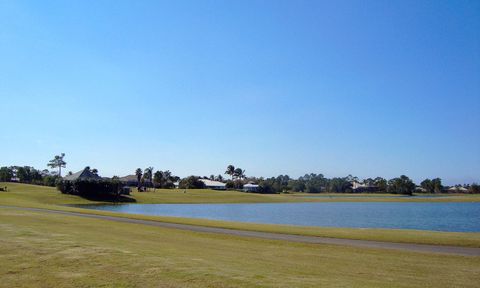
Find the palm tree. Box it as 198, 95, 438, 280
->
225, 165, 235, 180
162, 170, 172, 179
234, 168, 245, 180
144, 167, 154, 191
135, 168, 142, 189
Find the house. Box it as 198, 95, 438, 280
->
63, 167, 103, 181
199, 179, 226, 190
448, 186, 469, 193
351, 181, 367, 190
119, 174, 153, 187
61, 168, 130, 196
243, 183, 260, 192
119, 175, 140, 186
416, 187, 427, 192
351, 181, 378, 192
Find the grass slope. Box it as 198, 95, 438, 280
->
1, 208, 479, 288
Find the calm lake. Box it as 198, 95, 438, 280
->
78, 202, 480, 232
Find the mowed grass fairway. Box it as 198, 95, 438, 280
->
1, 209, 480, 288
1, 183, 480, 287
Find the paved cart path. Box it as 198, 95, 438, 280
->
2, 205, 480, 256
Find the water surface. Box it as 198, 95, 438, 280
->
297, 195, 451, 199
78, 202, 480, 232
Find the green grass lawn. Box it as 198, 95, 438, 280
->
1, 208, 479, 288
1, 182, 480, 247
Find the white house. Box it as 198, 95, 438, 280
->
351, 181, 366, 190
243, 183, 260, 192
199, 179, 227, 190
416, 187, 427, 192
448, 186, 468, 193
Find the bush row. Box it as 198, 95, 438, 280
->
57, 180, 123, 198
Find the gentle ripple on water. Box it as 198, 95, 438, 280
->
76, 202, 480, 232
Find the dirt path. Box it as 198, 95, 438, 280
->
2, 205, 480, 256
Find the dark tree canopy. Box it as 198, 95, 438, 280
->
47, 153, 66, 177
225, 165, 235, 180
179, 176, 205, 189
387, 175, 416, 195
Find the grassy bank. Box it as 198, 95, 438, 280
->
1, 208, 479, 287
1, 182, 480, 247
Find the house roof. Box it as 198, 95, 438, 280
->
63, 168, 103, 181
449, 186, 468, 191
244, 183, 259, 188
199, 179, 226, 187
119, 175, 138, 182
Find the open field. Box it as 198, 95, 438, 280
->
1, 208, 479, 287
1, 182, 480, 247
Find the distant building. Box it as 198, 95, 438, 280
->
448, 186, 468, 193
243, 183, 260, 192
416, 187, 427, 192
351, 181, 378, 192
199, 179, 226, 190
351, 181, 366, 190
61, 168, 130, 196
63, 167, 102, 181
119, 175, 139, 186
119, 175, 152, 187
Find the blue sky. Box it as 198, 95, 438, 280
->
1, 0, 479, 185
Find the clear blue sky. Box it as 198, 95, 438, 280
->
1, 0, 479, 185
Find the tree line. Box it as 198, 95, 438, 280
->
132, 167, 180, 190
0, 166, 60, 187
249, 174, 480, 195
0, 154, 70, 187
1, 156, 479, 195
